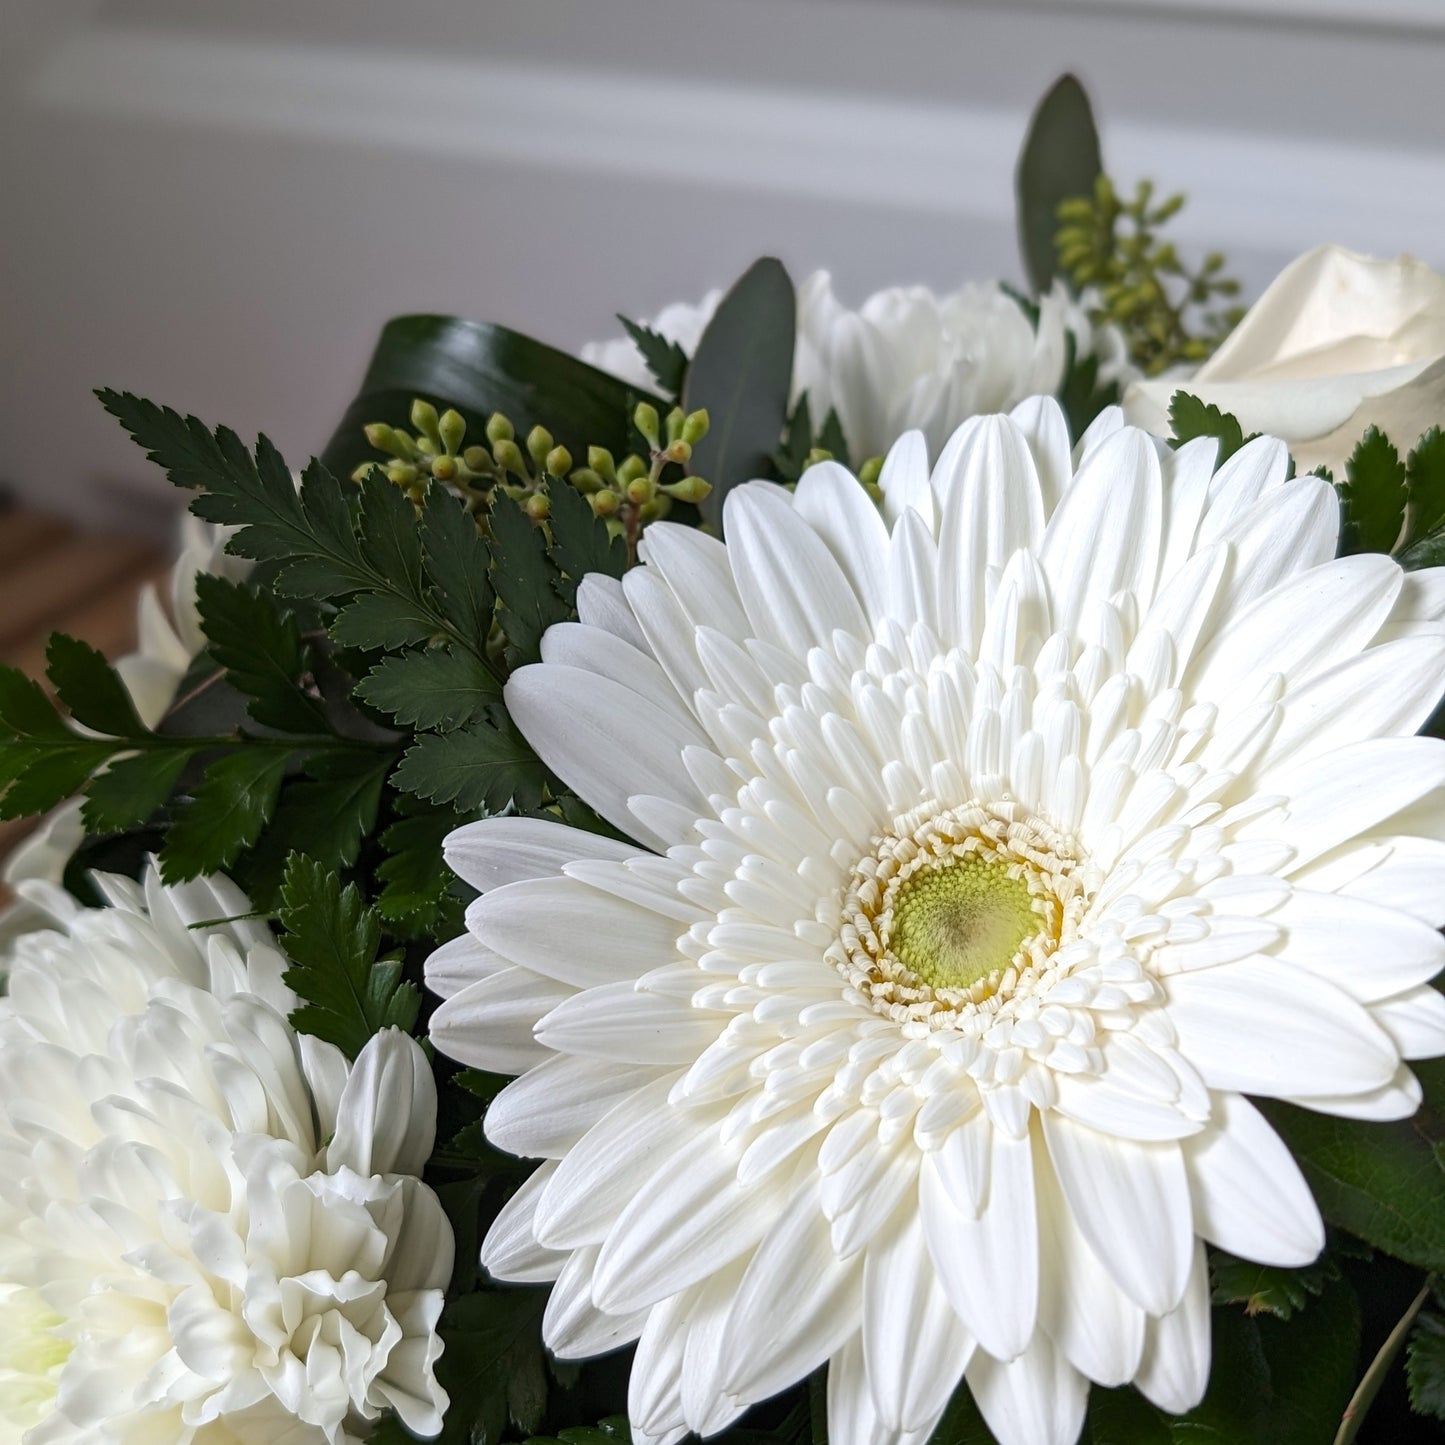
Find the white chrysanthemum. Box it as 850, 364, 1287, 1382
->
428, 400, 1445, 1445
583, 274, 1136, 458
0, 868, 452, 1444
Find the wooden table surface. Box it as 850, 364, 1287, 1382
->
0, 504, 165, 903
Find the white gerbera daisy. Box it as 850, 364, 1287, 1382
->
0, 868, 452, 1444
583, 274, 1136, 459
427, 402, 1445, 1445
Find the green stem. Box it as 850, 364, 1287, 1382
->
1334, 1278, 1433, 1445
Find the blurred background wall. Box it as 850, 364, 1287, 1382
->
3, 0, 1444, 535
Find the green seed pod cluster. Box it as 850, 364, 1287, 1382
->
1053, 174, 1243, 377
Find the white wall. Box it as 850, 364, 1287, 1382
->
4, 0, 1445, 532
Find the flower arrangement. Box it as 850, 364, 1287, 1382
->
3, 74, 1445, 1445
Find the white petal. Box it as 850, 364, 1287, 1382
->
1041, 1113, 1192, 1315
1272, 889, 1445, 1002
725, 481, 869, 656
1134, 1241, 1210, 1414
428, 967, 571, 1075
1210, 475, 1339, 616
481, 1161, 569, 1282
1184, 1092, 1323, 1266
576, 572, 649, 650
920, 1128, 1039, 1361
636, 521, 751, 640
878, 431, 934, 532
719, 1173, 861, 1404
592, 1122, 770, 1313
535, 980, 725, 1063
486, 1055, 665, 1159
794, 462, 892, 623
863, 1203, 974, 1430
466, 877, 683, 988
1371, 986, 1445, 1059
1009, 396, 1072, 516
544, 1245, 646, 1358
506, 664, 709, 851
1034, 1129, 1145, 1386
424, 932, 507, 1001
1246, 737, 1445, 873
965, 1332, 1088, 1445
1040, 427, 1162, 629
936, 415, 1046, 652
1164, 956, 1398, 1097
328, 1028, 436, 1178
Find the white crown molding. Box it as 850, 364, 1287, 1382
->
30, 23, 1445, 267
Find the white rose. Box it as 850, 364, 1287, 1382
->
1124, 245, 1445, 475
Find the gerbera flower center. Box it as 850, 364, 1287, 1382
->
891, 857, 1038, 991
835, 800, 1091, 1028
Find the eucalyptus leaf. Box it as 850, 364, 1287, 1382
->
1016, 74, 1103, 293
682, 258, 796, 530
319, 316, 662, 479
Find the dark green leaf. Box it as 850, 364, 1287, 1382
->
81, 748, 196, 833
195, 575, 330, 734
358, 470, 427, 601
242, 750, 391, 898
0, 664, 71, 738
683, 258, 797, 530
547, 472, 627, 605
392, 712, 548, 814
1338, 426, 1407, 556
1015, 74, 1103, 293
278, 854, 420, 1058
773, 392, 816, 484
329, 592, 440, 650
420, 484, 496, 647
44, 634, 147, 738
619, 315, 688, 399
1210, 1249, 1337, 1320
160, 748, 291, 882
356, 647, 500, 730
926, 1381, 998, 1444
0, 742, 113, 821
1086, 1388, 1171, 1445
816, 407, 851, 469
376, 807, 472, 931
489, 495, 570, 666
1408, 1295, 1445, 1421
1405, 426, 1445, 547
1057, 332, 1121, 444
434, 1288, 550, 1445
1168, 391, 1256, 467
1168, 1275, 1361, 1442
318, 316, 661, 481
1260, 1060, 1445, 1270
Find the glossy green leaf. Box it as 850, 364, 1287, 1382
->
1016, 75, 1103, 293
319, 316, 662, 480
682, 258, 796, 530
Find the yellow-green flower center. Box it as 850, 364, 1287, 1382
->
891, 856, 1039, 991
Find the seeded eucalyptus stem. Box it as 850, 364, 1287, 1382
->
1334, 1278, 1433, 1444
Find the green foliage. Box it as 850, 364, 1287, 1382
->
1260, 1061, 1445, 1272
773, 393, 855, 483
683, 257, 797, 530
1057, 330, 1122, 444
546, 473, 628, 605
375, 804, 473, 936
81, 749, 197, 833
392, 713, 550, 814
1055, 176, 1243, 375
431, 1288, 550, 1445
277, 854, 420, 1059
162, 749, 291, 882
1408, 1287, 1445, 1422
1338, 427, 1406, 556
1167, 391, 1256, 466
1016, 74, 1103, 294
1210, 1250, 1338, 1321
45, 634, 147, 738
619, 315, 689, 399
195, 575, 330, 734
489, 494, 572, 667
316, 315, 661, 483
357, 647, 501, 731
